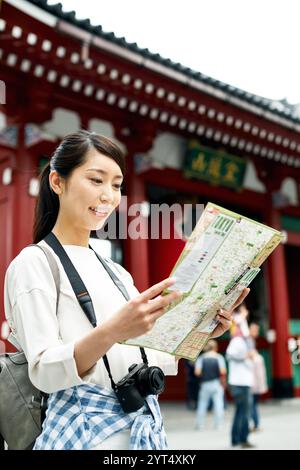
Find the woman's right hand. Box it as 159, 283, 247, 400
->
75, 278, 181, 377
109, 277, 181, 343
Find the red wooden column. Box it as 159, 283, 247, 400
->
12, 124, 37, 256
115, 124, 157, 292
252, 160, 294, 397
123, 158, 149, 292
0, 147, 15, 352
265, 207, 294, 397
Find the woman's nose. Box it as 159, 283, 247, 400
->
99, 185, 113, 202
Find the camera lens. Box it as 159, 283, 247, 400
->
138, 366, 165, 396
148, 367, 165, 394
151, 368, 165, 391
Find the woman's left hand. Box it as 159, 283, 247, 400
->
211, 287, 250, 339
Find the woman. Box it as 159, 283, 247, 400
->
4, 131, 248, 450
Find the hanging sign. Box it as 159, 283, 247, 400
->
184, 140, 246, 191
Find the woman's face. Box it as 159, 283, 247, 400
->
55, 148, 123, 232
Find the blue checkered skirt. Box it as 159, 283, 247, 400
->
33, 384, 168, 450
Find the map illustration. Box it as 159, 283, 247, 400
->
124, 202, 283, 360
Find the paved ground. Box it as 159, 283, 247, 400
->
160, 398, 300, 450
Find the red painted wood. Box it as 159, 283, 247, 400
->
282, 206, 300, 218
123, 155, 150, 292
286, 231, 300, 247
294, 387, 300, 397
11, 125, 36, 255
2, 0, 300, 163
0, 152, 15, 352
161, 359, 187, 401
265, 208, 293, 379
141, 167, 266, 211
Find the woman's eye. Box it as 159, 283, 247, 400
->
91, 178, 102, 184
90, 178, 122, 190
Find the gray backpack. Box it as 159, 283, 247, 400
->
0, 245, 60, 450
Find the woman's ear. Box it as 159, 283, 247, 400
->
49, 170, 64, 195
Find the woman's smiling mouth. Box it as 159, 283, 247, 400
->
89, 206, 111, 217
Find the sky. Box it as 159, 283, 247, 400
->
48, 0, 300, 104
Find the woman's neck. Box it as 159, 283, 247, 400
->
52, 221, 90, 248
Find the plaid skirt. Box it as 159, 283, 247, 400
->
33, 384, 168, 450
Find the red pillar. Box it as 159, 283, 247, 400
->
114, 123, 157, 293
0, 124, 36, 351
123, 152, 150, 293
0, 149, 14, 352
12, 124, 36, 256
266, 207, 294, 397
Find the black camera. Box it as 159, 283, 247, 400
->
114, 363, 165, 413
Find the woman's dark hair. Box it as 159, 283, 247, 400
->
33, 130, 125, 243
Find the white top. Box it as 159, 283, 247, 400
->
226, 337, 253, 387
252, 352, 268, 395
4, 241, 177, 394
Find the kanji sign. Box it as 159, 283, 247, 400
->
184, 140, 246, 190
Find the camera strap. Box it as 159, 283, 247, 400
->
43, 232, 148, 390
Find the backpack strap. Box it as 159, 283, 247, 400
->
43, 232, 149, 391
43, 233, 97, 327
28, 245, 61, 420
28, 244, 61, 312
8, 244, 61, 423
8, 244, 61, 351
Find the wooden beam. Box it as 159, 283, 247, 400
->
140, 167, 266, 211
2, 0, 300, 155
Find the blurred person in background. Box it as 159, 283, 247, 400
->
194, 339, 226, 430
226, 303, 255, 448
249, 322, 268, 432
184, 359, 199, 410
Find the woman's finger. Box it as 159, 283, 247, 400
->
147, 290, 181, 313
217, 315, 232, 328
148, 295, 162, 304
150, 307, 167, 322
231, 287, 250, 310
138, 278, 177, 303
217, 309, 231, 320
211, 317, 232, 338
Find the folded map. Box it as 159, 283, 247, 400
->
124, 202, 283, 361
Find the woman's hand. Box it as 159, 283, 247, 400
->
210, 287, 250, 339
75, 279, 181, 376
109, 278, 182, 343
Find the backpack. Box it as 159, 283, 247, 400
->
0, 244, 60, 450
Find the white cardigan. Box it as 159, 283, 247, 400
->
4, 241, 177, 394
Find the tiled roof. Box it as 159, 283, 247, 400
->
27, 0, 300, 125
